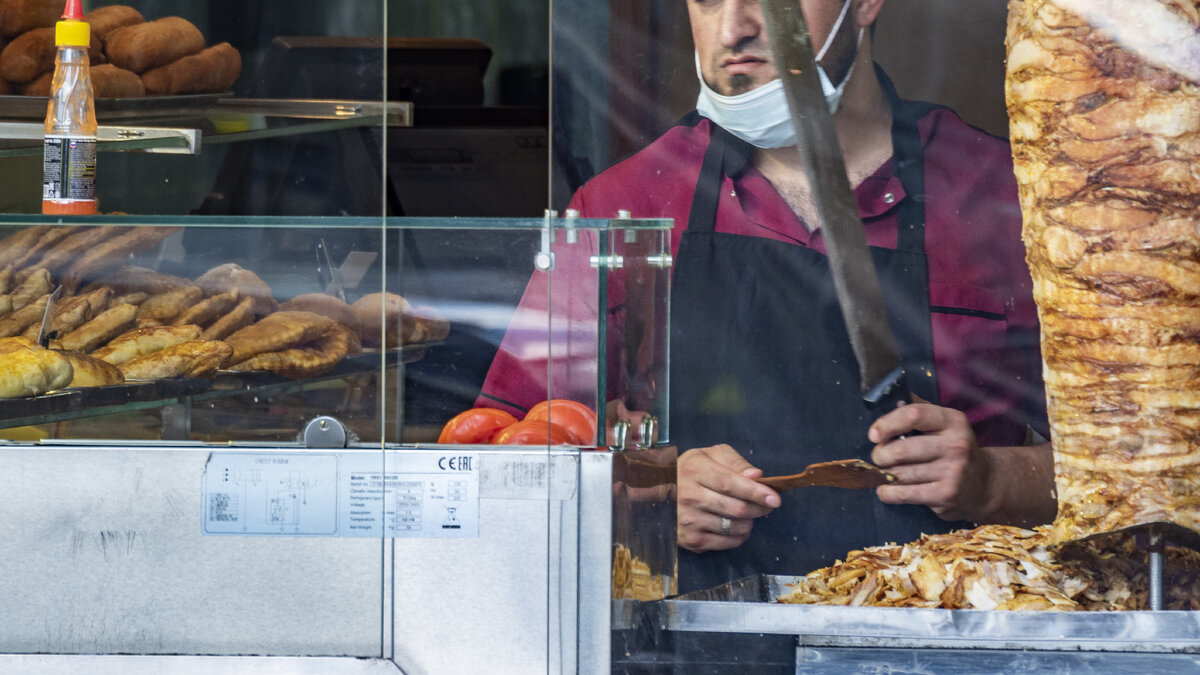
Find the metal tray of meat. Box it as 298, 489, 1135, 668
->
655, 575, 1200, 653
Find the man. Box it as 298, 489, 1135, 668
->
480, 0, 1055, 594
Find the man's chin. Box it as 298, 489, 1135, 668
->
726, 73, 754, 95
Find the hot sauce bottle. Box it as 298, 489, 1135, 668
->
42, 0, 97, 215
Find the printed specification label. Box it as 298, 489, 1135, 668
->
203, 452, 479, 538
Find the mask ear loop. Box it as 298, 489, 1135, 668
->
815, 0, 854, 63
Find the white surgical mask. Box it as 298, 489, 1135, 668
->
695, 0, 864, 149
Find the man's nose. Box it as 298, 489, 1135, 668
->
718, 0, 762, 48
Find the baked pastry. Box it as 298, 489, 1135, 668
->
53, 303, 137, 352
1007, 0, 1200, 543
200, 295, 254, 340
351, 292, 409, 348
0, 336, 72, 397
141, 42, 240, 95
222, 310, 334, 364
119, 339, 232, 379
91, 324, 202, 365
82, 265, 191, 297
8, 266, 50, 309
135, 284, 203, 323
0, 0, 62, 38
227, 321, 358, 379
279, 292, 356, 327
62, 226, 180, 293
0, 292, 48, 337
84, 5, 144, 43
104, 16, 204, 73
55, 349, 124, 387
194, 263, 277, 316
9, 226, 72, 271
0, 225, 50, 269
44, 286, 112, 338
31, 225, 121, 275
171, 289, 238, 327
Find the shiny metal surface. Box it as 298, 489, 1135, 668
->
660, 575, 1200, 652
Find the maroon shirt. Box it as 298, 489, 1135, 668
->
480, 111, 1045, 447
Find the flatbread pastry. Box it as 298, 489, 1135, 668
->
55, 349, 124, 387
222, 310, 334, 365
0, 336, 73, 398
91, 324, 202, 365
119, 339, 232, 380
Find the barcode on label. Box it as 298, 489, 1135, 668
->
209, 492, 238, 522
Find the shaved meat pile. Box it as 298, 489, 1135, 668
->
778, 525, 1200, 610
1006, 0, 1200, 544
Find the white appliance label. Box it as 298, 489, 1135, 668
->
203, 452, 479, 538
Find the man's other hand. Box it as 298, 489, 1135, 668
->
677, 444, 782, 553
868, 401, 989, 523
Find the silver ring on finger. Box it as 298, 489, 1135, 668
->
720, 516, 732, 536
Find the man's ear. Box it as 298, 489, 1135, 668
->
855, 0, 886, 28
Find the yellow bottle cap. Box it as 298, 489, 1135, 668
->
56, 18, 90, 47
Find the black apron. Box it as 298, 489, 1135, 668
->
670, 72, 968, 594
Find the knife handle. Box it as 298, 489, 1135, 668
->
864, 366, 910, 415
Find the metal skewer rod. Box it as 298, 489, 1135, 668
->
1148, 525, 1164, 611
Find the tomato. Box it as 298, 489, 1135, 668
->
491, 418, 576, 446
438, 408, 518, 444
525, 399, 597, 445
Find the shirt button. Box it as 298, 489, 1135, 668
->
883, 192, 896, 204
730, 190, 737, 197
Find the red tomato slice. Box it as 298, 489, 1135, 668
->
491, 418, 576, 445
438, 408, 518, 444
525, 399, 597, 445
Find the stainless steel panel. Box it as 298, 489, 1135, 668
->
0, 447, 384, 656
0, 654, 402, 674
661, 575, 1200, 653
796, 647, 1200, 674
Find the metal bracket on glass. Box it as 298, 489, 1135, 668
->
645, 253, 673, 269
616, 209, 639, 243
0, 122, 199, 153
301, 416, 352, 448
1149, 525, 1164, 611
99, 125, 200, 154
562, 208, 580, 244
535, 209, 557, 271
636, 416, 658, 449
610, 420, 631, 451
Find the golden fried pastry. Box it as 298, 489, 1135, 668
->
111, 291, 149, 306
9, 267, 50, 310
82, 265, 191, 297
53, 303, 137, 353
0, 292, 48, 338
119, 339, 232, 380
171, 289, 239, 327
55, 349, 124, 387
227, 321, 357, 379
1007, 0, 1200, 543
135, 284, 203, 323
62, 226, 181, 292
0, 336, 72, 397
91, 324, 202, 365
45, 286, 112, 338
279, 292, 355, 327
222, 310, 334, 365
200, 296, 254, 340
194, 262, 277, 316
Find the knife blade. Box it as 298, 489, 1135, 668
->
759, 0, 908, 410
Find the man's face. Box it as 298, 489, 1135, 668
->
689, 0, 856, 96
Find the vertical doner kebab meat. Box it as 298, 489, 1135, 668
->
1006, 0, 1200, 544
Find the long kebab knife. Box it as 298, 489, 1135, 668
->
759, 0, 910, 411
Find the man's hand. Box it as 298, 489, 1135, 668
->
868, 401, 988, 522
677, 444, 782, 553
869, 401, 1056, 527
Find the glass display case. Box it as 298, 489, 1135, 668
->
0, 1, 677, 673
4, 0, 1200, 672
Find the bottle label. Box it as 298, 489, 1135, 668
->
42, 135, 96, 201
